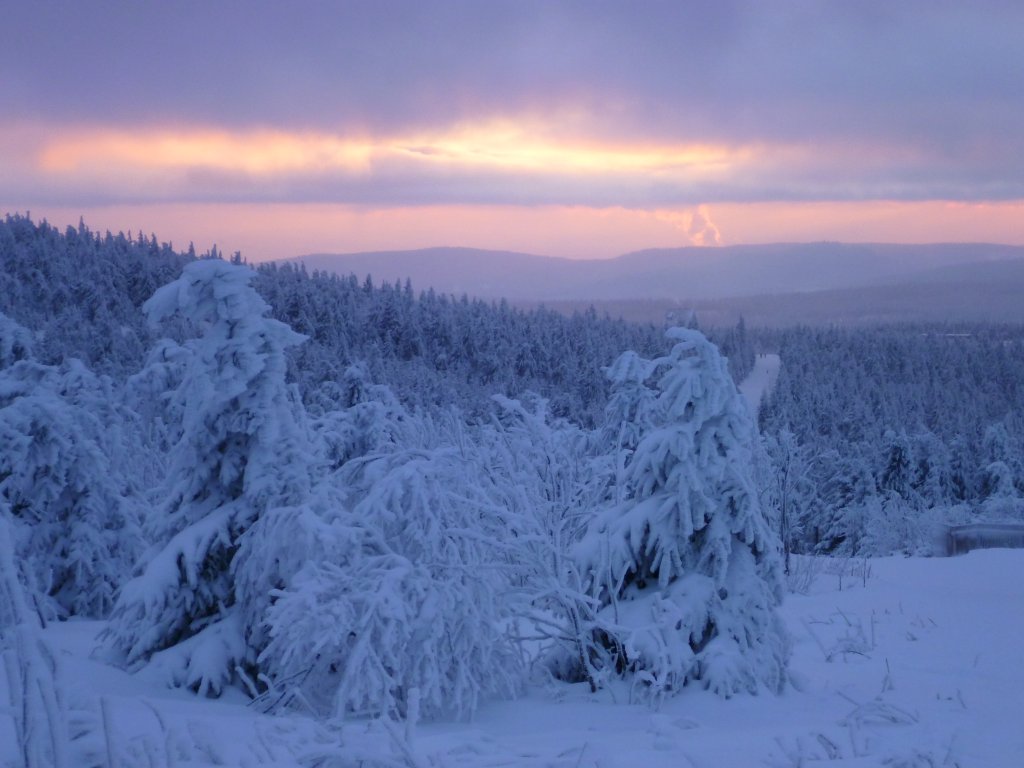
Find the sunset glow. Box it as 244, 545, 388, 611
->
39, 130, 377, 175
13, 200, 1024, 264
3, 1, 1023, 261
35, 123, 747, 184
398, 120, 742, 174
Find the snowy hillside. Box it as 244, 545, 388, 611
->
4, 218, 1024, 768
4, 550, 1020, 767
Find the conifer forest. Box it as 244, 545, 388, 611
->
3, 214, 1023, 766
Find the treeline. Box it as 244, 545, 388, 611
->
0, 215, 755, 426
759, 325, 1024, 555
255, 264, 669, 427
0, 214, 189, 375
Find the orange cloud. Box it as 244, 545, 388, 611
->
34, 122, 750, 181
17, 115, 1009, 216
398, 119, 742, 175
39, 130, 377, 175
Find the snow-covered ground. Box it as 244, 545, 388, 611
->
739, 353, 781, 415
5, 549, 1022, 767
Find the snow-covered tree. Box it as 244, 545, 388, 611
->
106, 259, 312, 696
578, 328, 788, 697
911, 431, 954, 508
0, 349, 141, 619
878, 429, 919, 505
480, 394, 614, 692
761, 428, 816, 571
980, 460, 1024, 520
0, 513, 71, 768
815, 451, 877, 554
0, 311, 33, 369
860, 493, 931, 555
980, 422, 1022, 502
311, 362, 403, 471
262, 413, 521, 720
598, 351, 659, 505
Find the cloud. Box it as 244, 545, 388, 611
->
3, 0, 1024, 247
38, 130, 376, 176
6, 120, 756, 207
9, 117, 1024, 210
33, 121, 739, 177
3, 1, 1023, 153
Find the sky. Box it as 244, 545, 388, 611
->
2, 0, 1023, 261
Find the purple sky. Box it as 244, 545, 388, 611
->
2, 1, 1023, 260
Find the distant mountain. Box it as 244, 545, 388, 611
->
287, 243, 1024, 304
527, 257, 1024, 327
291, 247, 579, 299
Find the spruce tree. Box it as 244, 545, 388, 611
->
106, 260, 311, 696
579, 328, 788, 697
0, 315, 140, 618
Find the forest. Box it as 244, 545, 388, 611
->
2, 214, 1023, 764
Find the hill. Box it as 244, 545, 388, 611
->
290, 242, 1024, 304
534, 259, 1024, 327
291, 243, 1024, 326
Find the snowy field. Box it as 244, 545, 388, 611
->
4, 549, 1021, 768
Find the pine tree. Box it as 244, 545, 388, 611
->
0, 311, 33, 368
598, 350, 659, 505
578, 328, 788, 698
105, 260, 312, 696
0, 323, 141, 619
816, 451, 877, 554
762, 428, 815, 570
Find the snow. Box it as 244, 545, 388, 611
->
6, 549, 1022, 767
739, 352, 780, 415
574, 330, 787, 699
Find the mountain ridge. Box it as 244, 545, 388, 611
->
285, 242, 1024, 304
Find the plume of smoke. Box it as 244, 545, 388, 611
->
656, 205, 722, 246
